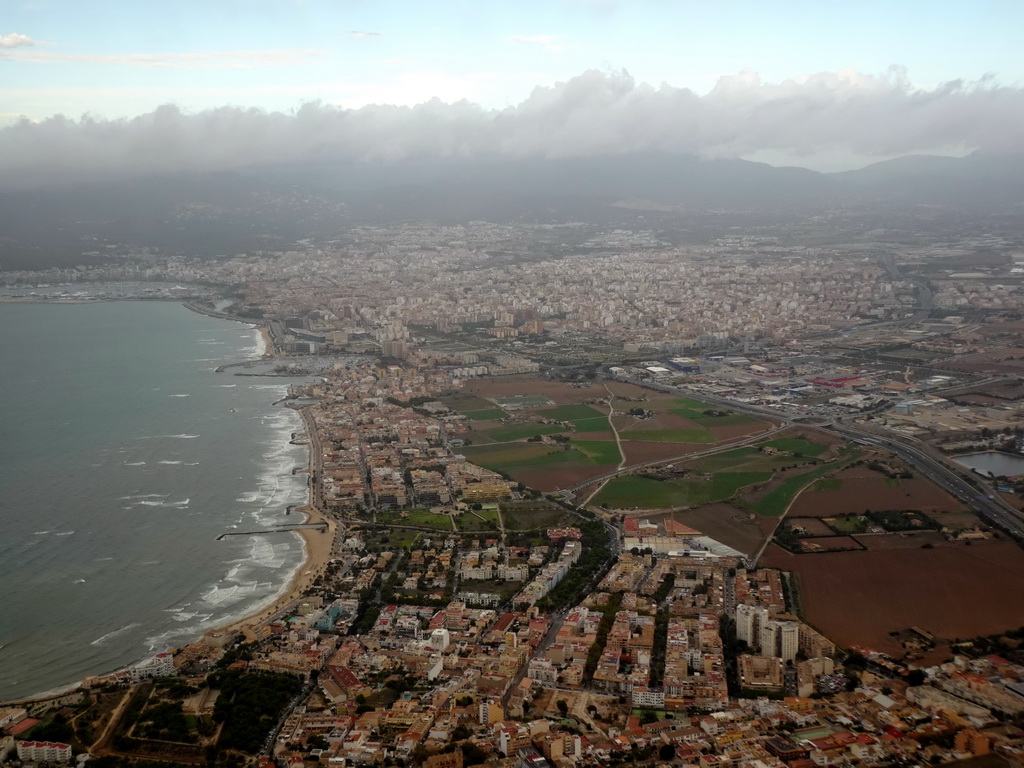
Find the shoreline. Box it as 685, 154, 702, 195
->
205, 326, 329, 641
0, 309, 325, 706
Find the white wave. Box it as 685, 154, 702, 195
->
34, 530, 51, 535
170, 393, 190, 398
123, 461, 146, 466
72, 578, 86, 584
158, 460, 183, 465
140, 560, 161, 565
91, 622, 141, 646
215, 384, 237, 388
134, 499, 189, 508
120, 493, 167, 500
94, 557, 114, 561
54, 530, 75, 536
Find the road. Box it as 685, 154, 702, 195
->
624, 376, 1024, 543
826, 422, 1024, 542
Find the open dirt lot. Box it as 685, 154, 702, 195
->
788, 465, 968, 517
852, 531, 949, 550
762, 540, 1024, 655
636, 504, 766, 556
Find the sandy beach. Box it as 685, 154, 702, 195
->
258, 324, 274, 356
213, 502, 336, 643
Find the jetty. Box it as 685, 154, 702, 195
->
216, 522, 328, 541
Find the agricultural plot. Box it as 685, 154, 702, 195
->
762, 437, 829, 457
481, 423, 565, 442
595, 471, 770, 509
788, 465, 969, 517
494, 394, 552, 409
762, 540, 1024, 658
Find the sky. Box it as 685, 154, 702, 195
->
2, 0, 1024, 176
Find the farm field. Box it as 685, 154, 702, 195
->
787, 465, 969, 517
762, 540, 1024, 656
595, 471, 770, 509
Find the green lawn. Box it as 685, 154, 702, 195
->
456, 508, 502, 531
810, 477, 843, 492
762, 437, 829, 457
385, 529, 425, 548
595, 471, 770, 509
621, 428, 714, 443
826, 515, 867, 533
484, 423, 566, 442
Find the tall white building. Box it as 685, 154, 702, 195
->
735, 604, 769, 648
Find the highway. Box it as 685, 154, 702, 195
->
622, 375, 1024, 544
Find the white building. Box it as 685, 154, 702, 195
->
17, 741, 73, 763
429, 628, 451, 652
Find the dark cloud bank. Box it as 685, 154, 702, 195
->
4, 68, 1024, 187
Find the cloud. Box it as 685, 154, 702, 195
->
0, 48, 326, 68
1, 67, 1023, 186
0, 32, 42, 49
348, 31, 383, 39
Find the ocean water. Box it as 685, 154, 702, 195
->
0, 301, 310, 701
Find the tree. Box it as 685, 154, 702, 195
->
556, 699, 569, 717
660, 744, 677, 761
906, 669, 927, 687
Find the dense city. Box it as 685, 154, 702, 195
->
5, 218, 1024, 768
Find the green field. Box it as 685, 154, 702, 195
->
826, 515, 867, 533
572, 416, 614, 433
462, 439, 619, 472
377, 508, 454, 530
500, 501, 574, 530
573, 440, 621, 465
762, 437, 829, 457
384, 529, 425, 548
441, 393, 501, 413
494, 395, 552, 408
463, 408, 508, 421
621, 428, 715, 443
810, 477, 843, 492
483, 423, 565, 442
594, 471, 770, 509
460, 442, 555, 465
670, 397, 758, 426
539, 404, 607, 423
743, 463, 839, 517
457, 507, 502, 531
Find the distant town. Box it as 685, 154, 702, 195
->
6, 218, 1024, 768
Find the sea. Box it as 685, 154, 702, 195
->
0, 300, 310, 702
